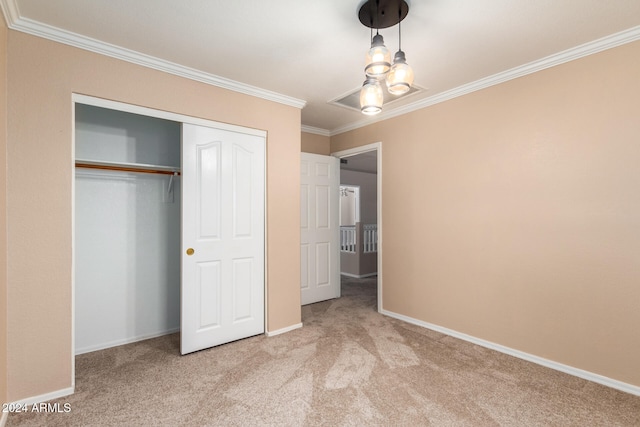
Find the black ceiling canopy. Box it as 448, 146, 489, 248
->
358, 0, 409, 29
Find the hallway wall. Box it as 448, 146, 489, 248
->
331, 40, 640, 388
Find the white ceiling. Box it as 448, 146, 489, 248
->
2, 0, 639, 135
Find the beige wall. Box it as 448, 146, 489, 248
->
0, 15, 8, 408
6, 31, 301, 401
331, 41, 640, 387
301, 132, 330, 155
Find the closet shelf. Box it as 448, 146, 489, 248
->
75, 159, 181, 176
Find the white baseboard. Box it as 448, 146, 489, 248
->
1, 410, 7, 427
75, 327, 180, 355
266, 322, 303, 337
381, 309, 640, 397
8, 386, 75, 408
340, 272, 378, 279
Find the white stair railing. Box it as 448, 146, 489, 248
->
340, 226, 356, 253
363, 223, 378, 253
341, 224, 378, 253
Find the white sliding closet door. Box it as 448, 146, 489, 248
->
181, 123, 265, 355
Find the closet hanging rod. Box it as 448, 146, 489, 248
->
75, 159, 181, 176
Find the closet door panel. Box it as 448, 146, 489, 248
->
232, 258, 253, 322
197, 261, 221, 330
232, 144, 253, 238
181, 123, 265, 355
196, 141, 222, 240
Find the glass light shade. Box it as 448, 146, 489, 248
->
360, 77, 383, 115
386, 51, 414, 95
364, 34, 391, 78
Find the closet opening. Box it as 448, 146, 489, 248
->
74, 103, 182, 356
72, 94, 267, 380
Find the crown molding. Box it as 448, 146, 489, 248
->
331, 25, 640, 136
301, 125, 331, 137
3, 1, 638, 133
0, 0, 306, 109
0, 0, 18, 25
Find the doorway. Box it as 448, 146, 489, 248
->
332, 142, 382, 311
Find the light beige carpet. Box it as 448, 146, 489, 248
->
8, 276, 640, 426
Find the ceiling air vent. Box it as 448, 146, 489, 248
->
329, 84, 424, 112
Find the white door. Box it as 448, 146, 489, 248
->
300, 153, 340, 305
181, 123, 265, 355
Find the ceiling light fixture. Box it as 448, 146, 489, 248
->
358, 0, 412, 115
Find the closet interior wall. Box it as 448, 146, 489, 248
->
74, 104, 181, 354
